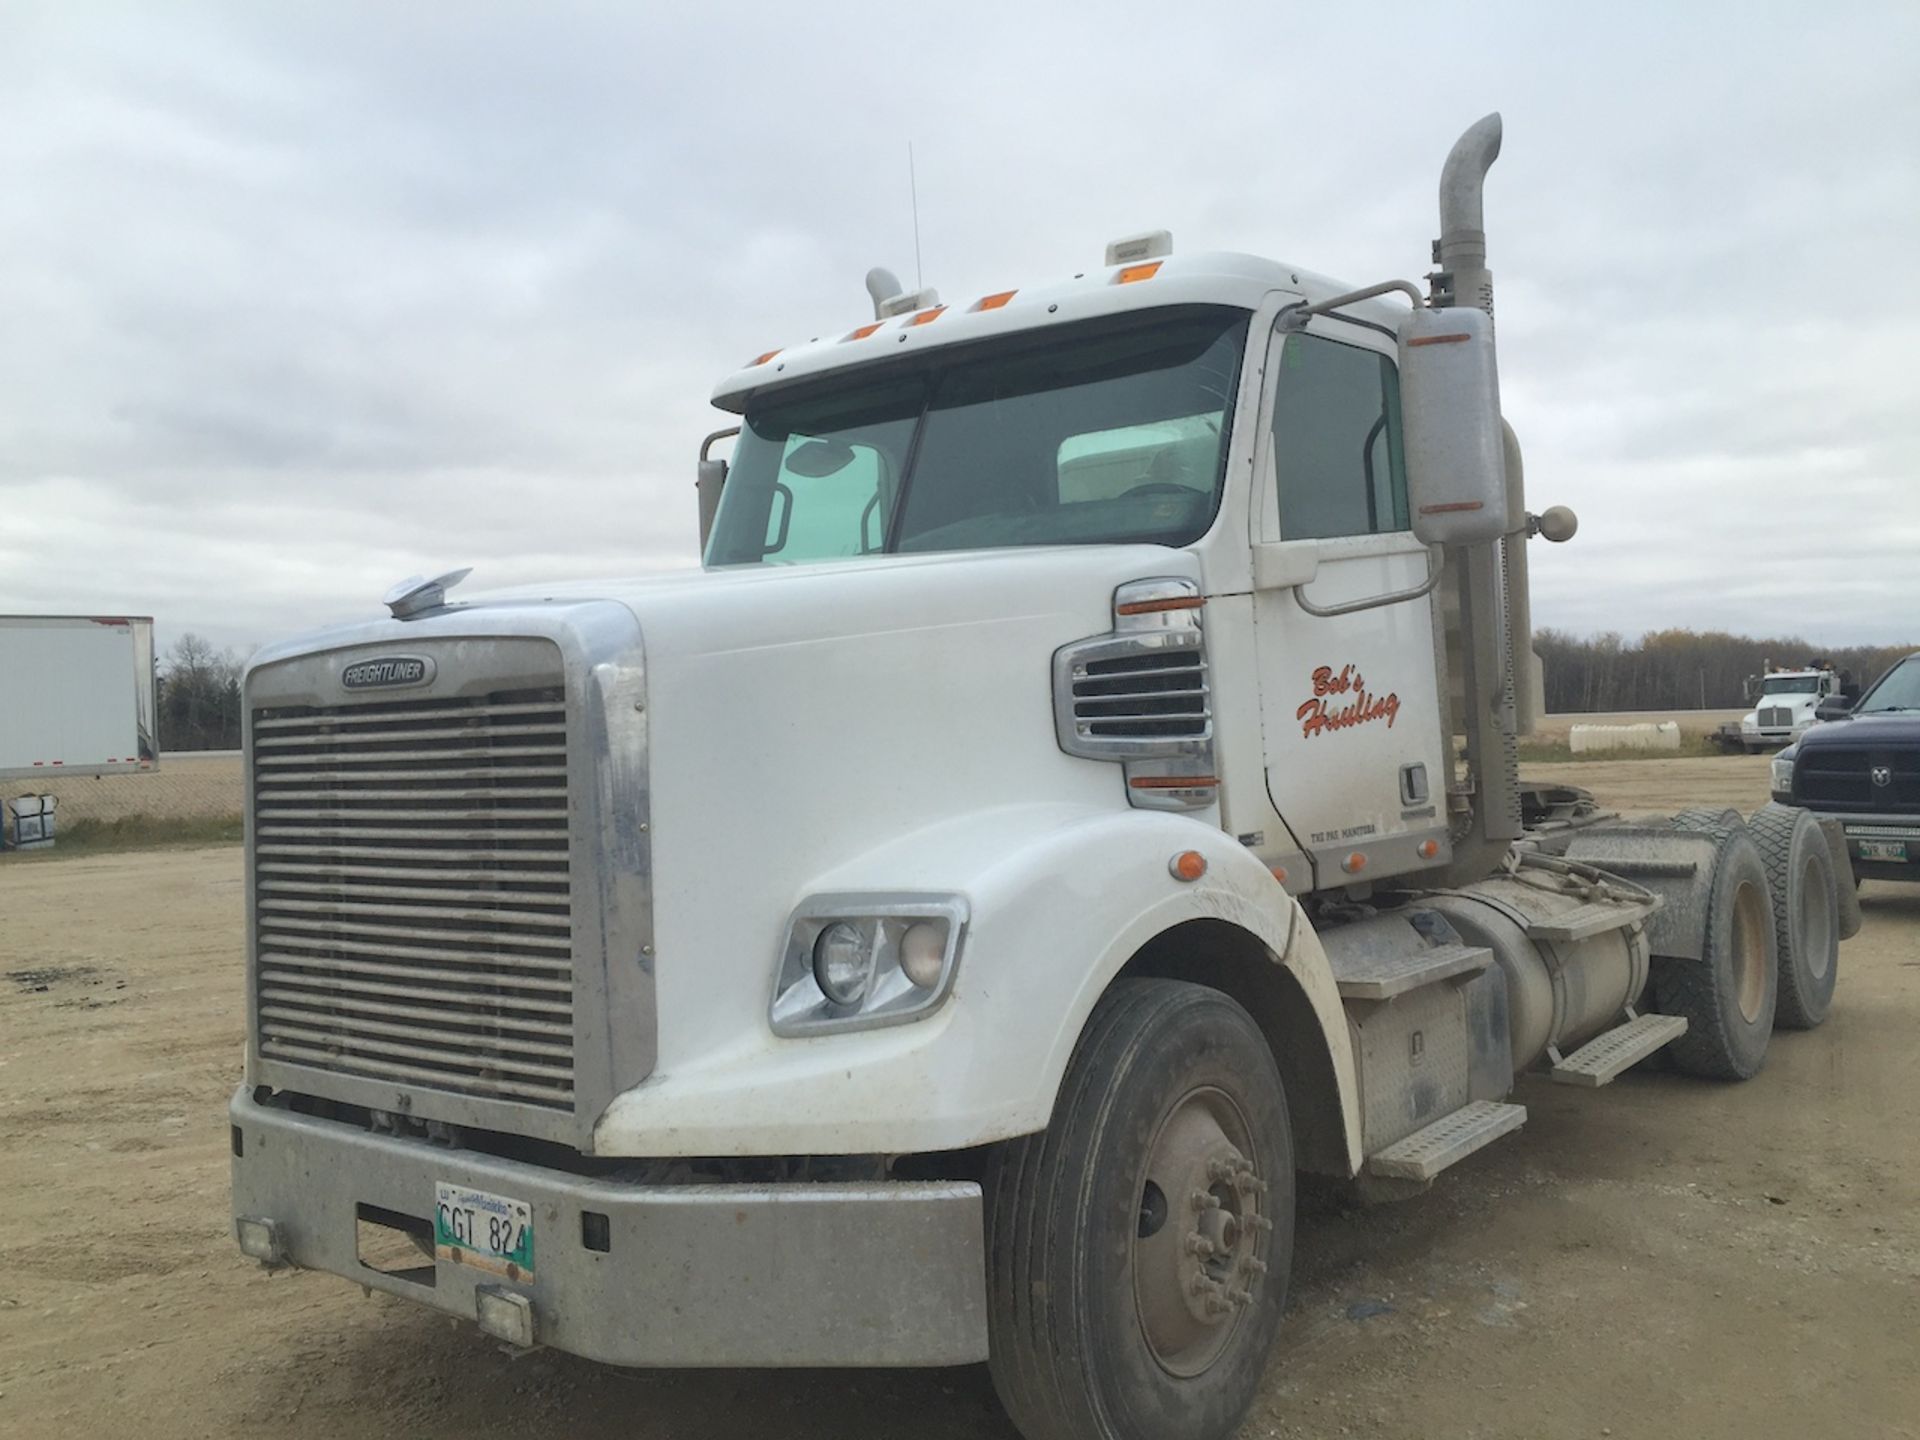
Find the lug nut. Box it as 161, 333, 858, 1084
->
1184, 1234, 1216, 1258
1189, 1190, 1222, 1213
1228, 1287, 1254, 1309
1241, 1256, 1269, 1277
1249, 1213, 1275, 1233
1207, 1159, 1237, 1184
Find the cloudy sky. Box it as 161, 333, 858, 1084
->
3, 1, 1915, 659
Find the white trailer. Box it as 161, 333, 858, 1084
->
0, 615, 160, 781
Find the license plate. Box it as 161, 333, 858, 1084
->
434, 1183, 535, 1281
1857, 839, 1908, 862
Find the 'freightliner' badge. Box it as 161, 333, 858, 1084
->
341, 656, 435, 690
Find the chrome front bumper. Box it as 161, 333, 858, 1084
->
228, 1088, 988, 1367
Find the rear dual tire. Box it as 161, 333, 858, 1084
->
1653, 817, 1777, 1078
1747, 803, 1839, 1029
985, 979, 1294, 1440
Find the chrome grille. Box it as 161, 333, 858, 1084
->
1069, 647, 1211, 741
249, 686, 575, 1110
1052, 578, 1215, 813
1759, 706, 1792, 728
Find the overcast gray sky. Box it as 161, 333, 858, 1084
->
3, 1, 1915, 658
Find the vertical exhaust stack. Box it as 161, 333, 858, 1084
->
1428, 113, 1528, 875
1434, 112, 1503, 324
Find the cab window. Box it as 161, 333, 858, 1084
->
1272, 332, 1408, 540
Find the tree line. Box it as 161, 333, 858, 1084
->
158, 633, 245, 751
1536, 628, 1918, 714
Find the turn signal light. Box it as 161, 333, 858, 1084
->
1418, 839, 1440, 859
1169, 850, 1207, 882
1342, 852, 1367, 874
1115, 593, 1205, 617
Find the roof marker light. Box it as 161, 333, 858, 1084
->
1114, 261, 1162, 285
749, 349, 781, 366
842, 322, 885, 342
906, 306, 946, 327
972, 290, 1017, 311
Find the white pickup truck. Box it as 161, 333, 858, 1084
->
229, 116, 1848, 1440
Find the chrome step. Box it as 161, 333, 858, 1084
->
1550, 1012, 1688, 1087
1366, 1100, 1527, 1182
1526, 899, 1657, 944
1332, 943, 1493, 1002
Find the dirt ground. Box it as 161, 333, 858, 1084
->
2, 754, 1917, 1440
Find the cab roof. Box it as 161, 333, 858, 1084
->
709, 251, 1403, 415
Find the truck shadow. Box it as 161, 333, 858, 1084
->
302, 1302, 1021, 1440
1857, 881, 1920, 921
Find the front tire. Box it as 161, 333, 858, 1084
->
985, 979, 1294, 1440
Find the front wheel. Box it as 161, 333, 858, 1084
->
985, 979, 1295, 1440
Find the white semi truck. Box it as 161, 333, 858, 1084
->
1738, 664, 1840, 751
230, 117, 1849, 1440
0, 614, 159, 780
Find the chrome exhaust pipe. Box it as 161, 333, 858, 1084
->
1435, 112, 1503, 320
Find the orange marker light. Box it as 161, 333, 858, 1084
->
1418, 839, 1440, 860
1270, 866, 1289, 885
842, 322, 884, 342
749, 349, 781, 366
973, 290, 1017, 311
1170, 850, 1207, 882
1342, 852, 1368, 874
1115, 261, 1163, 284
906, 306, 946, 327
1128, 775, 1220, 790
1115, 594, 1205, 617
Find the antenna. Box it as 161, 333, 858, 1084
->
908, 141, 923, 290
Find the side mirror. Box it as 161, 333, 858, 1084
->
1397, 306, 1511, 546
696, 458, 727, 549
1815, 695, 1853, 721
696, 426, 741, 553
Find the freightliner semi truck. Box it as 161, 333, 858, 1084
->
230, 117, 1848, 1440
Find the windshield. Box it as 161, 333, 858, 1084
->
1762, 675, 1820, 695
1858, 657, 1920, 713
705, 306, 1250, 566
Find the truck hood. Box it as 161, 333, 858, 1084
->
244, 544, 1209, 1089
1792, 711, 1920, 753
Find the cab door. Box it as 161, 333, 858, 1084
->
1248, 318, 1451, 889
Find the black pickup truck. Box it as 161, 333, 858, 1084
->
1772, 652, 1920, 883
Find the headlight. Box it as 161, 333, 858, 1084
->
1771, 753, 1795, 793
812, 922, 873, 1005
771, 894, 969, 1036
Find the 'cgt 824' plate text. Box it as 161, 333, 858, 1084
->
434, 1183, 535, 1282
